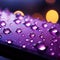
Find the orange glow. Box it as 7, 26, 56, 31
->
32, 13, 44, 20
46, 10, 59, 23
45, 0, 56, 4
14, 10, 24, 16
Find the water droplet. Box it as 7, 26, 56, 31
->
31, 25, 38, 30
19, 16, 24, 20
26, 39, 29, 41
24, 21, 31, 27
30, 40, 33, 43
51, 52, 55, 56
43, 38, 46, 41
29, 33, 35, 38
0, 21, 6, 27
53, 38, 58, 43
51, 43, 54, 46
42, 23, 48, 28
49, 28, 60, 36
3, 28, 11, 34
50, 48, 53, 51
22, 45, 26, 48
14, 19, 21, 24
7, 40, 12, 44
16, 28, 22, 33
38, 41, 42, 43
39, 35, 43, 38
22, 34, 25, 37
37, 44, 46, 51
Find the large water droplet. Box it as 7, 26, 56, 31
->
31, 25, 38, 30
36, 43, 47, 51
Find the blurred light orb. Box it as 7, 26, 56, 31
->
45, 0, 56, 4
46, 10, 59, 23
14, 10, 24, 16
32, 13, 44, 20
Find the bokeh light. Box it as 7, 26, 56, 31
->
14, 10, 24, 16
45, 0, 56, 4
46, 10, 59, 23
32, 13, 44, 20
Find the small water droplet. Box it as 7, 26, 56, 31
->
53, 38, 58, 43
30, 40, 33, 43
50, 48, 53, 51
26, 39, 29, 41
31, 25, 38, 30
7, 40, 12, 44
22, 45, 26, 48
29, 33, 35, 38
0, 21, 6, 27
24, 21, 31, 27
51, 43, 54, 46
14, 19, 21, 24
51, 52, 55, 56
39, 35, 43, 38
16, 28, 22, 33
3, 28, 11, 34
42, 23, 48, 28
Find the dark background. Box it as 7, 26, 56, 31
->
0, 0, 60, 23
0, 0, 60, 15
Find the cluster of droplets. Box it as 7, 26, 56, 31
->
0, 9, 60, 58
